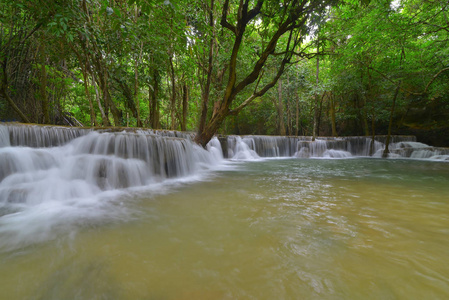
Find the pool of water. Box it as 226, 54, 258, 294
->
1, 158, 449, 299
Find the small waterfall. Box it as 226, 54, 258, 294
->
6, 123, 91, 147
226, 134, 442, 160
385, 141, 449, 160
0, 128, 224, 203
228, 136, 260, 160
0, 123, 225, 251
0, 125, 10, 147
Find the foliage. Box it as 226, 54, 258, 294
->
1, 0, 448, 145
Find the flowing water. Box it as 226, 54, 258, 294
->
1, 158, 449, 299
1, 124, 449, 299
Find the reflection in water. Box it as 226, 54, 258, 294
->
1, 158, 449, 299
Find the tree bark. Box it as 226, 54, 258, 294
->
382, 83, 401, 158
197, 0, 215, 135
149, 68, 160, 129
83, 64, 97, 126
115, 78, 140, 127
181, 83, 188, 131
312, 53, 319, 141
91, 71, 110, 126
370, 112, 376, 156
295, 90, 300, 136
169, 54, 176, 130
39, 45, 50, 124
278, 78, 286, 135
134, 49, 143, 127
330, 92, 337, 136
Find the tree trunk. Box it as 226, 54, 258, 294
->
134, 57, 142, 127
169, 54, 176, 130
382, 83, 401, 158
198, 0, 215, 135
278, 78, 286, 135
312, 52, 319, 141
362, 109, 370, 136
103, 71, 121, 126
295, 90, 300, 136
115, 78, 140, 127
91, 72, 110, 126
149, 68, 160, 129
195, 0, 318, 147
181, 83, 188, 131
370, 112, 376, 156
286, 73, 292, 135
82, 64, 97, 126
194, 107, 228, 147
39, 46, 50, 124
330, 92, 337, 136
317, 92, 325, 137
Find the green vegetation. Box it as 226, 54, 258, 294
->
1, 0, 448, 146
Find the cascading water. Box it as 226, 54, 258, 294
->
0, 123, 224, 251
226, 134, 449, 161
1, 123, 449, 299
1, 123, 448, 251
0, 125, 10, 147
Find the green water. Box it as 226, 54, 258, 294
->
1, 158, 449, 299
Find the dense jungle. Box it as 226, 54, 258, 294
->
1, 0, 448, 146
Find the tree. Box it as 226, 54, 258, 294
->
193, 0, 334, 147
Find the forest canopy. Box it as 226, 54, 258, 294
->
1, 0, 448, 146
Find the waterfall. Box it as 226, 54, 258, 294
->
0, 123, 224, 251
7, 123, 91, 147
225, 134, 449, 161
228, 136, 260, 160
1, 123, 448, 250
385, 141, 449, 160
0, 125, 10, 147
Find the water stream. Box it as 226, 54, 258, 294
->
1, 123, 449, 299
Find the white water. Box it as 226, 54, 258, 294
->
228, 135, 449, 161
1, 124, 449, 299
0, 125, 10, 147
0, 126, 225, 251
229, 136, 260, 160
1, 124, 448, 252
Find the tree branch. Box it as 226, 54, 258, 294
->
229, 58, 289, 115
220, 0, 237, 34
423, 67, 449, 94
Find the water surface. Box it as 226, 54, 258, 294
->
1, 158, 449, 299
